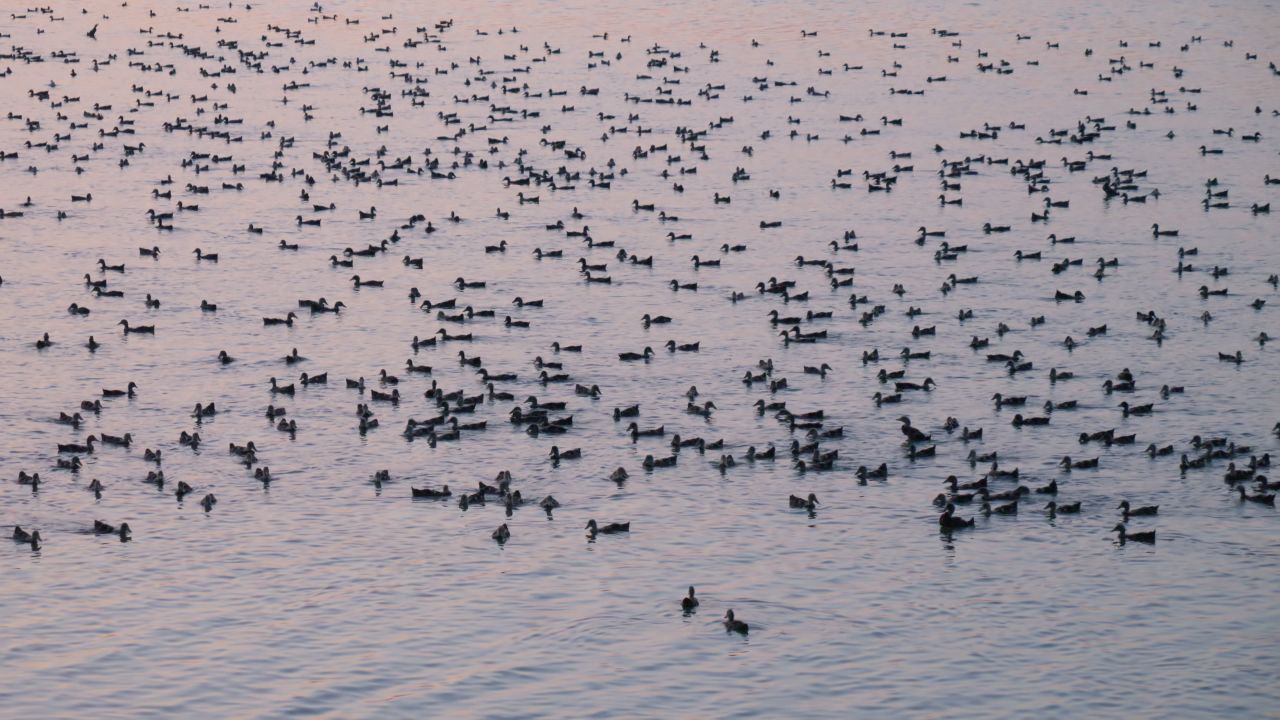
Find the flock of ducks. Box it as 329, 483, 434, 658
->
2, 4, 1278, 638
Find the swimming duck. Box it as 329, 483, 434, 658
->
1113, 523, 1155, 544
118, 319, 155, 334
856, 463, 889, 482
1117, 500, 1158, 518
723, 609, 750, 634
981, 500, 1019, 516
12, 526, 41, 549
93, 520, 131, 540
490, 523, 510, 543
100, 432, 132, 448
586, 519, 630, 537
1060, 456, 1098, 470
549, 446, 581, 462
687, 401, 716, 418
939, 503, 975, 529
1238, 486, 1276, 505
1119, 401, 1154, 417
1044, 497, 1081, 516
789, 493, 819, 510
264, 312, 297, 327
58, 436, 97, 454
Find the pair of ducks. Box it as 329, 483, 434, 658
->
12, 521, 131, 548
678, 587, 750, 634
492, 518, 629, 543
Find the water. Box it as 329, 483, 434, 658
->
2, 1, 1279, 717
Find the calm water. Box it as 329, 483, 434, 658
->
2, 1, 1279, 717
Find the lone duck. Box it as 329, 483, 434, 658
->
492, 523, 510, 543
1113, 523, 1156, 544
723, 609, 749, 634
118, 319, 155, 334
586, 519, 630, 537
12, 526, 41, 549
681, 586, 699, 611
93, 520, 131, 540
789, 493, 819, 510
1117, 500, 1158, 518
411, 485, 451, 499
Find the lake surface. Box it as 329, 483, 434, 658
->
2, 1, 1279, 717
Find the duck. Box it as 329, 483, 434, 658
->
723, 609, 750, 634
856, 463, 889, 482
100, 432, 132, 448
549, 446, 582, 462
939, 502, 975, 529
789, 493, 819, 510
12, 526, 41, 549
1119, 401, 1154, 417
1059, 456, 1098, 470
412, 484, 453, 499
1045, 501, 1081, 516
492, 524, 511, 543
1113, 523, 1156, 544
586, 519, 630, 537
687, 401, 717, 418
1238, 486, 1276, 506
619, 347, 655, 362
981, 500, 1020, 516
118, 319, 155, 334
58, 436, 97, 454
263, 312, 297, 327
1117, 500, 1158, 517
93, 520, 132, 540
